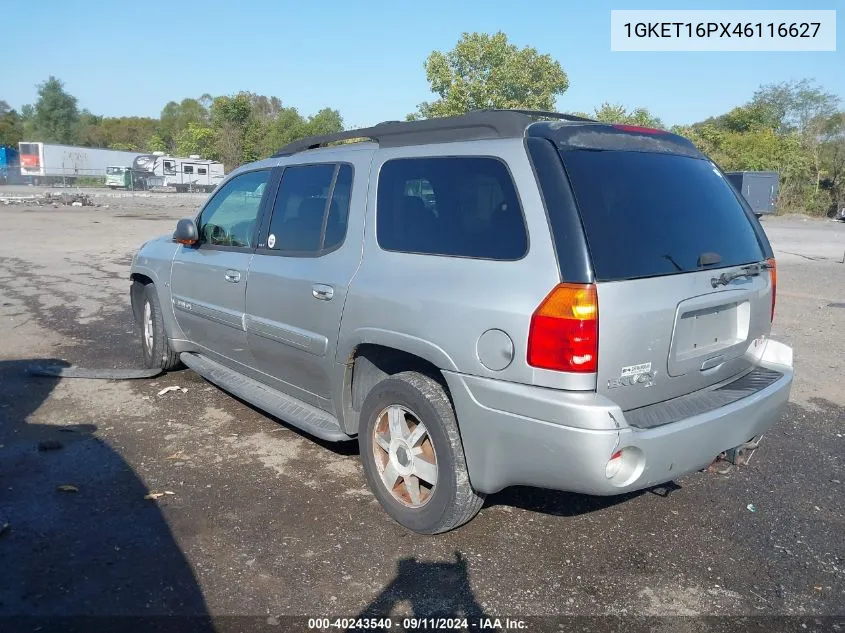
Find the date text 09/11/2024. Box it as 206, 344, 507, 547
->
623, 22, 821, 38
307, 617, 528, 630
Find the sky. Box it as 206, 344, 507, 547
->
1, 0, 842, 129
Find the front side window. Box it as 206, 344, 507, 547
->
198, 169, 270, 248
265, 163, 353, 254
377, 157, 527, 260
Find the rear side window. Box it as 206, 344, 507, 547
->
266, 163, 352, 254
560, 151, 764, 281
377, 157, 527, 260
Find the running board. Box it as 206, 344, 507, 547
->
180, 352, 351, 442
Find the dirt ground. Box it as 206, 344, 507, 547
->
0, 187, 843, 628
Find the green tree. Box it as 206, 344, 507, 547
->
174, 122, 216, 158
305, 108, 343, 137
751, 79, 839, 133
146, 133, 168, 152
263, 106, 308, 155
74, 110, 107, 147
19, 104, 36, 139
577, 102, 664, 128
0, 100, 24, 146
158, 98, 209, 150
32, 76, 79, 143
414, 32, 569, 118
100, 117, 159, 151
211, 93, 255, 169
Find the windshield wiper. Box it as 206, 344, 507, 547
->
710, 261, 772, 288
662, 254, 683, 272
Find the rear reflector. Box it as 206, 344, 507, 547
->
767, 257, 777, 322
527, 284, 598, 373
605, 450, 624, 479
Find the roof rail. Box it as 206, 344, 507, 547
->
271, 109, 596, 157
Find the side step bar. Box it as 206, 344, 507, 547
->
180, 352, 351, 442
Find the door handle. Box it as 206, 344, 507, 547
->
312, 284, 334, 300
224, 270, 241, 283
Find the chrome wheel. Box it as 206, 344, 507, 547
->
372, 404, 438, 508
143, 300, 153, 352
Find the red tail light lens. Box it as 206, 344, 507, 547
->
527, 284, 598, 373
767, 257, 777, 322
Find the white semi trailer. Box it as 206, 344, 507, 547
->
18, 142, 144, 184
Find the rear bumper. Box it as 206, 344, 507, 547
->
445, 341, 793, 495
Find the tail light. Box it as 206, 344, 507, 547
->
767, 257, 777, 322
527, 283, 598, 372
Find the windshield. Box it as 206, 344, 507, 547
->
560, 150, 765, 281
106, 167, 125, 175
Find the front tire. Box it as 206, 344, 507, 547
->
140, 284, 181, 370
359, 371, 484, 534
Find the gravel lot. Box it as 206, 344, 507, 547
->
0, 187, 843, 628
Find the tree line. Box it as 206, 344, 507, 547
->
1, 31, 842, 215
0, 79, 344, 172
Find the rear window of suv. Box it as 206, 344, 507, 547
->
560, 150, 764, 281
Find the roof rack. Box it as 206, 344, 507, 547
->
272, 109, 597, 156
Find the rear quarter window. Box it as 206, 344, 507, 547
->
560, 150, 765, 281
377, 156, 528, 260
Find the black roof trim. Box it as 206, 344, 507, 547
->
529, 122, 706, 159
272, 109, 597, 156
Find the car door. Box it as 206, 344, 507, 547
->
244, 160, 364, 411
170, 168, 274, 367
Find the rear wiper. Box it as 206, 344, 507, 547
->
710, 261, 772, 288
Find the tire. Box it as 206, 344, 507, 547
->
359, 371, 484, 534
140, 284, 181, 370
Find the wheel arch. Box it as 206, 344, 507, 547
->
130, 272, 154, 325
340, 341, 454, 436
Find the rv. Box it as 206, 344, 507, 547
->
132, 153, 224, 193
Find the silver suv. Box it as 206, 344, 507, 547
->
130, 110, 794, 534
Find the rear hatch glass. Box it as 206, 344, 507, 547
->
560, 150, 764, 281
558, 148, 773, 411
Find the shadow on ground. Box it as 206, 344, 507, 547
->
354, 551, 490, 621
0, 359, 212, 630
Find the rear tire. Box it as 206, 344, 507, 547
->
359, 371, 484, 534
140, 284, 181, 371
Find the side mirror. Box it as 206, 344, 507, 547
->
173, 218, 199, 245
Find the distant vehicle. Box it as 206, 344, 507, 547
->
726, 171, 779, 218
105, 166, 133, 189
131, 153, 224, 193
17, 142, 144, 185
0, 145, 21, 184
130, 110, 793, 534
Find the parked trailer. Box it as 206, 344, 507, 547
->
17, 142, 144, 184
132, 153, 224, 192
0, 145, 22, 184
726, 171, 779, 218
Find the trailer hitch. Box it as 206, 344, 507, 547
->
706, 436, 764, 474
